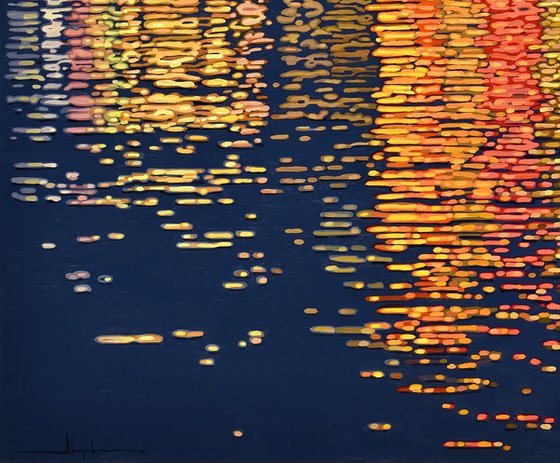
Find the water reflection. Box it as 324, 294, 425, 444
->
3, 0, 559, 458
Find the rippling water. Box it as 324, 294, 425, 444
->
0, 0, 558, 461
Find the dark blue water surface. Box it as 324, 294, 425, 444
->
1, 1, 558, 462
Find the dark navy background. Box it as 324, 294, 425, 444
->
0, 2, 558, 462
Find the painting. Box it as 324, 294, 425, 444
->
0, 0, 558, 462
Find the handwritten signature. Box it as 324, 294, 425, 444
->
18, 433, 146, 460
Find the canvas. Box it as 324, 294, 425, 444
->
0, 0, 558, 462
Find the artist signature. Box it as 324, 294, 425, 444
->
18, 433, 146, 460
